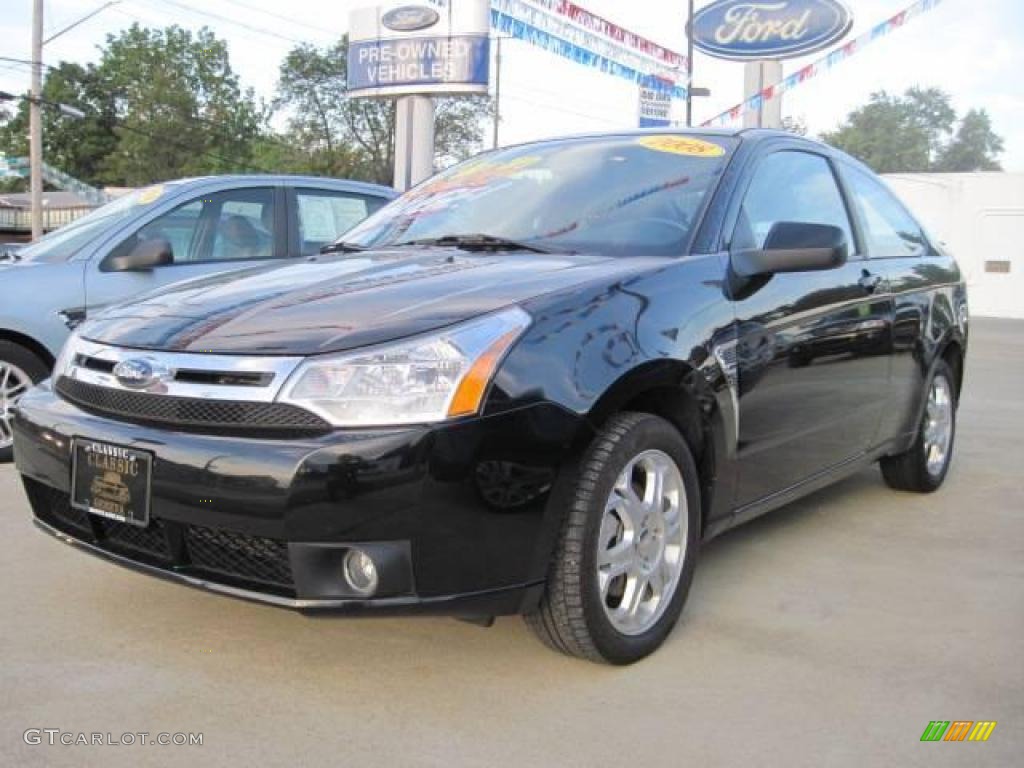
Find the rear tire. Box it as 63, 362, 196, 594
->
0, 341, 49, 462
880, 359, 957, 493
525, 412, 700, 664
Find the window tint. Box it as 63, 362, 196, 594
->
296, 190, 386, 255
207, 189, 276, 262
734, 151, 854, 253
150, 201, 202, 259
115, 187, 277, 265
844, 166, 929, 258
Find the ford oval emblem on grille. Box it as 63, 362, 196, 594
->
114, 359, 158, 389
382, 5, 440, 32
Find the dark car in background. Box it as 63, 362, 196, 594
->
12, 130, 967, 663
0, 175, 394, 459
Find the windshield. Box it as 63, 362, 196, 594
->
14, 184, 177, 263
342, 134, 736, 258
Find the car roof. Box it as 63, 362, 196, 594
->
491, 126, 826, 149
159, 175, 396, 197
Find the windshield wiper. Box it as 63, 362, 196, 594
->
0, 249, 21, 262
392, 233, 557, 254
319, 241, 368, 255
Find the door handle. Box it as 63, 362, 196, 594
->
858, 270, 883, 294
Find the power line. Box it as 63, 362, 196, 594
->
139, 0, 309, 45
218, 0, 337, 39
501, 92, 624, 127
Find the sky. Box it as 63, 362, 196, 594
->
1, 0, 1022, 171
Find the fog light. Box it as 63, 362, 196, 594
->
343, 548, 378, 596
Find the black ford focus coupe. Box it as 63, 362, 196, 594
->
13, 130, 967, 664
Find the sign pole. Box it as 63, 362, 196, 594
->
394, 95, 436, 193
30, 0, 44, 241
686, 0, 694, 127
492, 35, 502, 149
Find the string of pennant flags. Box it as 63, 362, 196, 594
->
701, 0, 946, 127
422, 0, 944, 119
427, 0, 689, 97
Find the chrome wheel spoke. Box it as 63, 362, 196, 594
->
922, 374, 953, 477
0, 361, 33, 450
597, 448, 688, 636
598, 541, 634, 588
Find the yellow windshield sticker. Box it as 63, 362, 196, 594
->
638, 136, 725, 158
137, 184, 165, 205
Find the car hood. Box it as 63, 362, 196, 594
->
80, 249, 646, 355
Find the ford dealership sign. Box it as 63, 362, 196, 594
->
691, 0, 853, 61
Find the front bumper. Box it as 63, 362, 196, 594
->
14, 381, 586, 615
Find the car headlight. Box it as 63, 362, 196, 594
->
277, 307, 531, 427
53, 331, 81, 379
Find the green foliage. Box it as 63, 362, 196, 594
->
0, 26, 493, 189
822, 88, 1003, 173
936, 109, 1004, 172
0, 25, 262, 187
98, 24, 263, 184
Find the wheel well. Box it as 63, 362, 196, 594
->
616, 386, 714, 533
941, 341, 964, 402
0, 330, 55, 369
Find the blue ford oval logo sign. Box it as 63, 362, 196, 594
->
113, 359, 157, 389
382, 5, 440, 33
691, 0, 853, 61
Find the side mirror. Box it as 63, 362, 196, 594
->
731, 222, 848, 278
105, 237, 173, 272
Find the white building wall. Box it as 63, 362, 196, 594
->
884, 173, 1024, 319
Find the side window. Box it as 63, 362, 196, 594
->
115, 188, 277, 265
844, 166, 929, 258
296, 190, 386, 255
130, 200, 204, 262
206, 188, 276, 262
734, 151, 855, 253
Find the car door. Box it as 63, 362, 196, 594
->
728, 147, 893, 509
287, 187, 389, 256
84, 185, 286, 315
838, 162, 951, 443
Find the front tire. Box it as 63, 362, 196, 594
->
525, 412, 700, 664
880, 359, 957, 493
0, 341, 49, 462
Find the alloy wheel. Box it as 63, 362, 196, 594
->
0, 361, 31, 450
597, 449, 687, 636
923, 373, 954, 477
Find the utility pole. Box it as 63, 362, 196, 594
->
30, 0, 44, 240
685, 0, 694, 127
492, 35, 502, 149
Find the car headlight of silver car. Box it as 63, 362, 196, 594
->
52, 330, 81, 379
277, 307, 531, 427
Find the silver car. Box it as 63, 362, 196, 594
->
0, 174, 394, 460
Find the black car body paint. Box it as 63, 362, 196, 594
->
13, 130, 968, 618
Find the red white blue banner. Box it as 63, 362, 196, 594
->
428, 0, 689, 97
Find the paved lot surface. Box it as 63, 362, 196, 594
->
1, 319, 1022, 767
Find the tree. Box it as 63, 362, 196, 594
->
822, 87, 1003, 173
0, 61, 118, 186
98, 25, 263, 184
272, 37, 493, 184
0, 25, 263, 187
936, 109, 1004, 172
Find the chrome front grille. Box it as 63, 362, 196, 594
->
54, 337, 329, 435
56, 376, 331, 436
